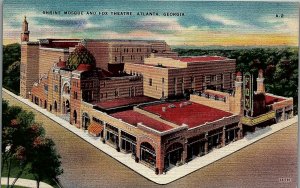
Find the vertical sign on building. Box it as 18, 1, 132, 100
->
243, 72, 253, 116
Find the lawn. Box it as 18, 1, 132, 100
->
1, 185, 28, 188
1, 158, 59, 188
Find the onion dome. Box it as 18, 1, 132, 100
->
66, 44, 96, 71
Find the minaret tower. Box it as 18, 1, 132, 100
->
234, 71, 243, 115
256, 69, 265, 94
21, 16, 30, 42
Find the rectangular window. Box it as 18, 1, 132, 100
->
115, 89, 119, 97
162, 78, 164, 83
149, 78, 152, 86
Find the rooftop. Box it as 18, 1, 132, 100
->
111, 110, 173, 132
142, 101, 233, 128
175, 56, 229, 63
93, 95, 157, 109
265, 94, 286, 105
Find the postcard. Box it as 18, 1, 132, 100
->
2, 1, 298, 188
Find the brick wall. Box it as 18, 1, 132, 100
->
39, 49, 69, 76
20, 44, 39, 98
99, 76, 143, 101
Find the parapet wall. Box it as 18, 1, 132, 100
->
190, 94, 231, 112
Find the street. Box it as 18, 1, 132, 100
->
3, 92, 297, 188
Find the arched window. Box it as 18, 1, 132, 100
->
140, 142, 156, 167
54, 101, 57, 112
73, 110, 77, 124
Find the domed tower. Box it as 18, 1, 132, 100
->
66, 44, 96, 71
68, 44, 98, 127
21, 16, 30, 42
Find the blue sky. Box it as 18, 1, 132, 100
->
3, 0, 299, 46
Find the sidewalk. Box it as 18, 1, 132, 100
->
1, 177, 53, 188
2, 88, 298, 184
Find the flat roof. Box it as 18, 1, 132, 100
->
142, 101, 233, 128
265, 94, 285, 105
111, 110, 173, 132
175, 56, 229, 63
93, 96, 157, 109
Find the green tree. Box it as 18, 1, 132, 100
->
3, 43, 21, 94
1, 101, 63, 187
29, 138, 63, 188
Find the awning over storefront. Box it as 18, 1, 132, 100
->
88, 123, 103, 137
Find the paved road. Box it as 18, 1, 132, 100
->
3, 92, 297, 188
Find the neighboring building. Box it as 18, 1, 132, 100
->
124, 55, 236, 99
20, 17, 293, 174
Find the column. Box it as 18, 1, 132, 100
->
102, 122, 106, 143
222, 126, 226, 147
237, 122, 243, 140
118, 130, 122, 151
156, 146, 164, 174
183, 143, 188, 163
204, 132, 208, 154
135, 141, 140, 163
281, 108, 286, 121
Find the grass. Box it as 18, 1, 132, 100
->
1, 158, 59, 188
1, 185, 28, 188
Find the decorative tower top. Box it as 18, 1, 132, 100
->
21, 16, 30, 42
258, 69, 264, 78
256, 69, 265, 94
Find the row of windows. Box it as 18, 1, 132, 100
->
106, 123, 118, 133
72, 81, 79, 87
100, 87, 138, 99
115, 55, 144, 62
92, 117, 104, 125
148, 77, 194, 86
114, 47, 150, 53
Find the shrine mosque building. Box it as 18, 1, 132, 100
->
20, 17, 294, 174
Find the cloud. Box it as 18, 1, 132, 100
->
260, 16, 299, 34
202, 14, 248, 27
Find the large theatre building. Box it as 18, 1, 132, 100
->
20, 17, 294, 174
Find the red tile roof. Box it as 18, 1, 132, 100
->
265, 95, 285, 105
176, 56, 227, 63
142, 101, 232, 128
94, 96, 157, 109
111, 110, 173, 132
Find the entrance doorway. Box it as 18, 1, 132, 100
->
164, 142, 183, 170
82, 112, 90, 130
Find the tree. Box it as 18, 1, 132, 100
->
29, 138, 63, 188
3, 43, 21, 94
1, 101, 63, 187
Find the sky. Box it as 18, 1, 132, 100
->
3, 0, 299, 47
